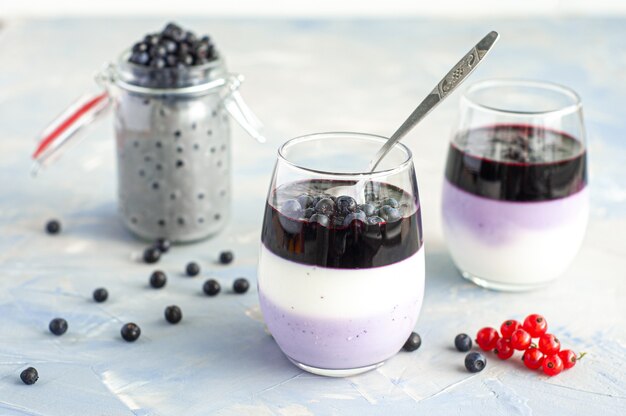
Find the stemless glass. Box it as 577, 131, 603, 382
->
258, 132, 425, 377
442, 79, 589, 291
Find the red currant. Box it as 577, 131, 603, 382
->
476, 327, 500, 351
538, 333, 561, 355
542, 354, 564, 376
510, 328, 532, 351
558, 349, 585, 369
522, 347, 544, 370
522, 314, 548, 338
500, 319, 521, 339
494, 337, 514, 360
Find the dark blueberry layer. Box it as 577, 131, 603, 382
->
445, 124, 587, 201
261, 180, 423, 269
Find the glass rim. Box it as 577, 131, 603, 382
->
277, 132, 413, 177
462, 79, 583, 117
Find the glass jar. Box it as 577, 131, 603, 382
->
33, 52, 264, 243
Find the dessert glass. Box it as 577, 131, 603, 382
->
442, 79, 588, 291
258, 132, 425, 377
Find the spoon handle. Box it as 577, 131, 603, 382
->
369, 30, 500, 171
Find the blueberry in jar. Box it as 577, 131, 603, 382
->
336, 195, 357, 216
367, 216, 384, 225
378, 205, 402, 222
121, 323, 141, 342
149, 271, 167, 288
309, 213, 330, 227
342, 210, 367, 226
203, 279, 221, 296
381, 197, 399, 208
186, 262, 200, 277
233, 278, 250, 294
281, 199, 303, 219
314, 198, 335, 216
49, 318, 68, 336
20, 367, 39, 385
296, 194, 314, 209
164, 305, 182, 324
358, 203, 376, 217
93, 288, 108, 303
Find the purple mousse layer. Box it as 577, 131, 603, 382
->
442, 179, 589, 245
259, 291, 421, 370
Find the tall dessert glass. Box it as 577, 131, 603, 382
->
442, 79, 588, 291
258, 132, 425, 377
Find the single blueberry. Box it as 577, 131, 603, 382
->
186, 262, 200, 277
314, 198, 335, 216
46, 219, 61, 235
20, 367, 38, 385
149, 45, 167, 58
367, 216, 385, 225
336, 195, 357, 216
93, 288, 108, 303
154, 238, 171, 253
454, 333, 473, 352
132, 42, 148, 53
143, 247, 161, 264
233, 278, 250, 294
296, 194, 314, 209
342, 210, 367, 226
150, 58, 166, 69
358, 203, 376, 217
129, 51, 150, 66
381, 198, 399, 208
164, 305, 182, 324
378, 206, 402, 222
403, 332, 422, 352
219, 251, 234, 264
203, 279, 221, 296
161, 39, 178, 54
149, 271, 167, 289
303, 208, 315, 219
282, 199, 303, 219
465, 352, 487, 373
309, 214, 330, 227
144, 34, 160, 45
49, 318, 68, 336
121, 323, 141, 342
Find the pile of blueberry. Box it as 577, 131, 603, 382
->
128, 22, 217, 70
281, 193, 404, 228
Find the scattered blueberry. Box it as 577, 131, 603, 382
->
186, 262, 200, 277
309, 213, 330, 227
154, 238, 171, 253
219, 251, 234, 265
149, 271, 167, 289
20, 367, 38, 385
314, 198, 335, 216
358, 203, 376, 217
164, 305, 182, 324
378, 205, 402, 222
335, 195, 357, 216
49, 318, 68, 336
465, 352, 487, 373
203, 279, 221, 296
121, 323, 141, 342
93, 288, 108, 303
454, 333, 473, 352
233, 278, 250, 294
303, 207, 315, 219
45, 219, 61, 235
403, 332, 422, 352
143, 247, 161, 264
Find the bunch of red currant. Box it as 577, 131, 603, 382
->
476, 314, 585, 376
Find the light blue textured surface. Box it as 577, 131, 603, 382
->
0, 18, 625, 415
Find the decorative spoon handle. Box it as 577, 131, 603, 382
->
369, 30, 500, 171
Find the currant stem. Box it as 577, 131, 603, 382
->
577, 352, 587, 361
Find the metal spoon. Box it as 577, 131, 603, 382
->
369, 30, 500, 171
